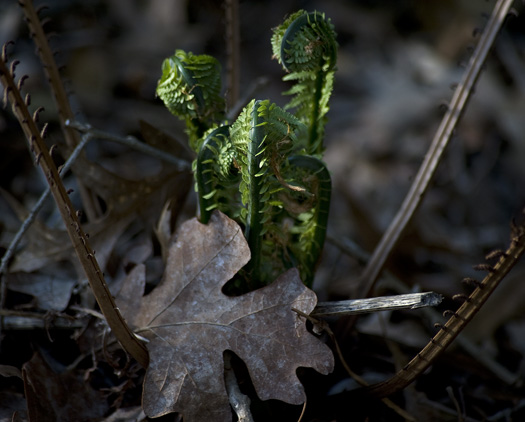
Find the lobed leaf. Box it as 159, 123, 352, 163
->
120, 211, 334, 421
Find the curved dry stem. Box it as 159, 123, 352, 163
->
356, 0, 516, 299
19, 0, 101, 220
0, 54, 149, 368
363, 219, 525, 397
19, 0, 78, 145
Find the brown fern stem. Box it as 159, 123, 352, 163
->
356, 0, 516, 300
19, 0, 101, 220
225, 0, 240, 111
0, 51, 149, 368
363, 220, 525, 397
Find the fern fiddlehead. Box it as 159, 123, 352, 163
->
156, 50, 225, 151
158, 10, 337, 289
271, 10, 337, 156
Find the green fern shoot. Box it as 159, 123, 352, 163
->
156, 10, 337, 289
271, 10, 337, 157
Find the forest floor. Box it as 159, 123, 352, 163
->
1, 0, 525, 421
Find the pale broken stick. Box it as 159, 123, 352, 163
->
312, 292, 442, 317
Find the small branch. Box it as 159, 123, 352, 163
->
224, 352, 254, 422
292, 308, 416, 421
356, 0, 515, 299
312, 292, 442, 317
19, 0, 76, 140
0, 309, 85, 330
65, 120, 191, 172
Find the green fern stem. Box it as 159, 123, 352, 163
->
307, 67, 325, 155
244, 100, 266, 283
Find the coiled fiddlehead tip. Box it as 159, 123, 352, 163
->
156, 50, 224, 123
272, 10, 337, 73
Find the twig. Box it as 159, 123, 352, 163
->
327, 233, 369, 266
446, 386, 465, 422
312, 292, 442, 317
224, 351, 254, 422
0, 309, 85, 330
296, 401, 307, 422
226, 76, 269, 121
414, 395, 482, 422
0, 132, 92, 308
356, 0, 515, 299
65, 120, 191, 172
292, 308, 416, 421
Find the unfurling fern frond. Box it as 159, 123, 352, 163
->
156, 50, 225, 151
271, 10, 337, 157
159, 10, 336, 289
231, 99, 306, 286
282, 155, 331, 287
195, 125, 239, 224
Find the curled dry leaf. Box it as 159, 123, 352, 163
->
120, 211, 334, 421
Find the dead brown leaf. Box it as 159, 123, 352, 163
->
120, 211, 334, 421
5, 272, 75, 311
22, 351, 109, 422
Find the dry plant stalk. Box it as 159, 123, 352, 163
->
312, 292, 442, 317
19, 0, 101, 220
364, 219, 525, 397
356, 0, 517, 299
0, 47, 149, 368
339, 0, 523, 399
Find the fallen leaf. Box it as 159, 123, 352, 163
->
6, 272, 76, 311
121, 211, 334, 421
98, 406, 147, 422
0, 365, 22, 379
0, 391, 27, 422
22, 351, 109, 422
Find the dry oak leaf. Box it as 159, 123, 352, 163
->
124, 211, 334, 421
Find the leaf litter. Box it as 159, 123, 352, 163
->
117, 211, 334, 421
3, 1, 525, 420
